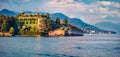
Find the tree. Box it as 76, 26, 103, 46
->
50, 20, 56, 30
0, 14, 4, 31
63, 18, 68, 26
1, 19, 7, 32
45, 13, 52, 31
45, 17, 51, 32
7, 17, 18, 35
37, 13, 40, 17
55, 18, 60, 24
9, 27, 14, 34
46, 13, 50, 19
0, 15, 18, 35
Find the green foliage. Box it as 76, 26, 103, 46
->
9, 27, 14, 34
38, 16, 52, 32
60, 27, 64, 30
19, 22, 24, 28
37, 13, 41, 17
0, 15, 6, 32
8, 17, 18, 35
63, 18, 68, 26
0, 15, 18, 35
55, 18, 60, 24
46, 13, 50, 19
1, 19, 7, 32
50, 20, 57, 30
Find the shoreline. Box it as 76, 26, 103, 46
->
0, 34, 84, 37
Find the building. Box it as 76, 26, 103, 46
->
48, 29, 83, 36
48, 29, 65, 36
17, 13, 47, 32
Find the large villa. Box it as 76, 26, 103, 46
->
17, 12, 47, 32
16, 12, 84, 36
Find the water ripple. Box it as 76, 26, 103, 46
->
114, 47, 120, 50
36, 53, 79, 57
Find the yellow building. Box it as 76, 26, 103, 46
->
17, 13, 47, 32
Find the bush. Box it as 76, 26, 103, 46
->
9, 27, 14, 34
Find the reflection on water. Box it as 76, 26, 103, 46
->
0, 34, 120, 57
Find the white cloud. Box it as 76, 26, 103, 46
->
48, 0, 87, 12
100, 1, 112, 6
98, 1, 120, 8
59, 0, 74, 2
22, 0, 30, 3
12, 0, 31, 3
101, 15, 107, 18
43, 0, 120, 24
114, 3, 120, 8
99, 7, 109, 12
89, 9, 94, 13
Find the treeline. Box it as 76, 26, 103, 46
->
0, 14, 18, 35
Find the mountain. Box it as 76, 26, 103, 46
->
0, 9, 43, 16
0, 9, 19, 16
24, 11, 34, 14
95, 22, 120, 34
50, 13, 69, 20
68, 18, 101, 30
50, 13, 101, 31
23, 11, 42, 14
117, 23, 120, 26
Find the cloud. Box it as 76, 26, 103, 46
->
98, 1, 120, 8
13, 0, 31, 3
98, 7, 109, 13
100, 1, 112, 6
48, 0, 87, 13
22, 0, 31, 3
44, 0, 120, 24
0, 0, 119, 24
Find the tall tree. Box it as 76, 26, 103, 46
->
46, 13, 50, 19
63, 18, 68, 26
1, 19, 7, 32
55, 18, 60, 24
9, 27, 14, 34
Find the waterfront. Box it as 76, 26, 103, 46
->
0, 34, 120, 57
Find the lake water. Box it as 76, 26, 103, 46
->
0, 34, 120, 57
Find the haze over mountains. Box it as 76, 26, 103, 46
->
0, 9, 119, 34
95, 22, 120, 34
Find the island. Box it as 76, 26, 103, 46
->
0, 10, 116, 37
0, 11, 84, 37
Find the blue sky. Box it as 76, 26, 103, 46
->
0, 0, 120, 24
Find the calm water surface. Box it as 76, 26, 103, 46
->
0, 34, 120, 57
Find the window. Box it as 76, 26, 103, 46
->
30, 19, 32, 24
33, 20, 35, 24
26, 21, 28, 24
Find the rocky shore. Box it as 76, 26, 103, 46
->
0, 32, 12, 37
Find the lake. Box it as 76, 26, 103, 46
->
0, 34, 120, 57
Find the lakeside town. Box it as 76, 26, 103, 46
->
0, 10, 116, 37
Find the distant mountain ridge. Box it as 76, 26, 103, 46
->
0, 9, 18, 16
0, 9, 116, 34
50, 13, 69, 20
50, 13, 102, 31
95, 22, 120, 34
